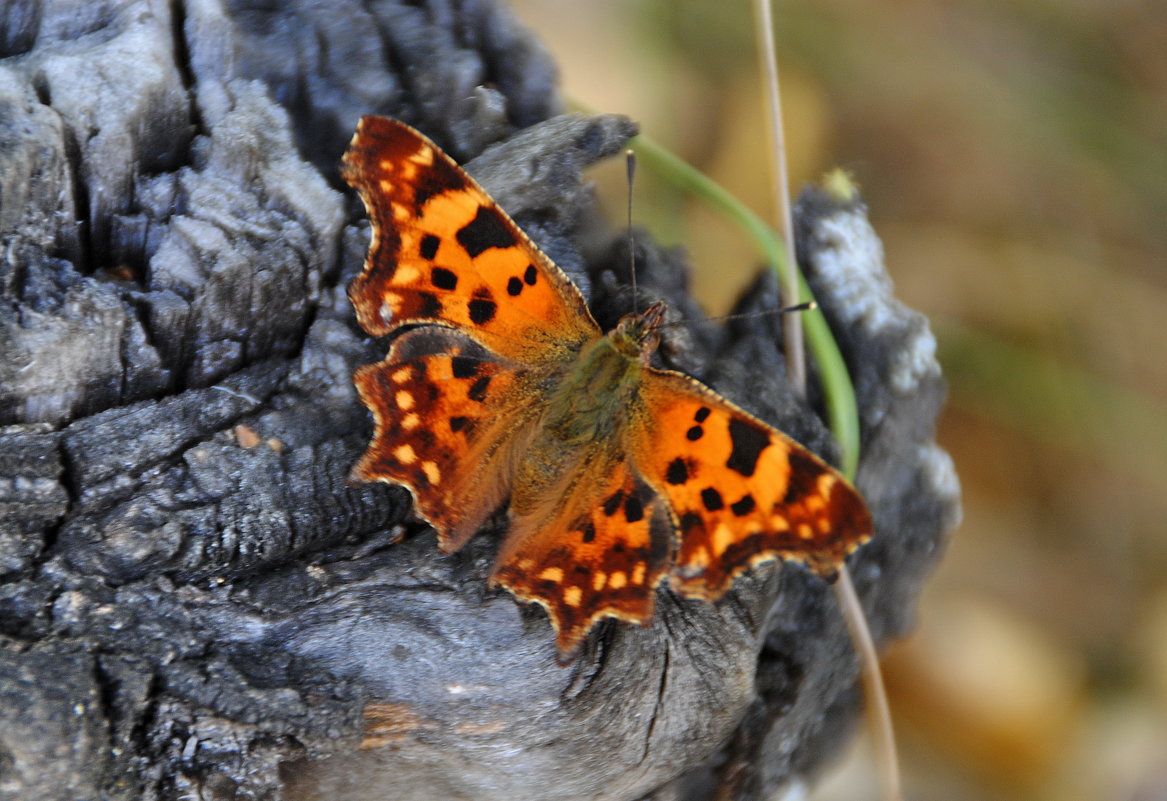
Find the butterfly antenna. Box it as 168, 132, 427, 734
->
626, 149, 639, 311
710, 301, 815, 326
664, 302, 816, 332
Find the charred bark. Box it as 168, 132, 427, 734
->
0, 2, 958, 800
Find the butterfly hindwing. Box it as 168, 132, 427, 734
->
491, 457, 673, 659
351, 327, 546, 552
342, 116, 601, 364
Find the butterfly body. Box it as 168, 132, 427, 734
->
343, 116, 872, 660
539, 301, 664, 442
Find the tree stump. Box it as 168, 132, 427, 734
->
0, 2, 959, 800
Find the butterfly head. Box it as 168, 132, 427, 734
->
610, 300, 667, 363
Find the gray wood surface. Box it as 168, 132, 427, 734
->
0, 2, 959, 799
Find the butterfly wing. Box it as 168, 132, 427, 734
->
351, 327, 547, 552
491, 448, 673, 660
633, 369, 872, 598
342, 116, 601, 363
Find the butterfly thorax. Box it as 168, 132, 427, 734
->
538, 301, 667, 446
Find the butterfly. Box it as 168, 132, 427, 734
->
341, 115, 872, 661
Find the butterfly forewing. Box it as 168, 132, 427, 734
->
343, 116, 601, 364
634, 370, 872, 597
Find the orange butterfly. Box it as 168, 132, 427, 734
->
342, 116, 871, 660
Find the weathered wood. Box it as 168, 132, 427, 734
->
0, 2, 958, 800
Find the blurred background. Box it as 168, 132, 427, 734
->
510, 2, 1167, 799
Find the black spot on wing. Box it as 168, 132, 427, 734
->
782, 449, 822, 504
686, 425, 703, 441
506, 276, 523, 296
420, 234, 441, 260
623, 494, 644, 523
431, 266, 457, 290
694, 407, 711, 423
416, 292, 442, 318
726, 418, 769, 478
700, 487, 724, 511
468, 298, 497, 325
456, 205, 516, 258
524, 264, 537, 285
603, 490, 624, 517
468, 375, 491, 402
468, 289, 497, 325
665, 457, 689, 485
730, 494, 756, 517
450, 355, 478, 379
449, 416, 470, 432
581, 520, 596, 543
413, 162, 465, 209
